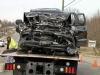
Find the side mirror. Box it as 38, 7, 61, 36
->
15, 19, 23, 25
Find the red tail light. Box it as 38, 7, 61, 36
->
10, 64, 13, 70
6, 64, 9, 70
68, 67, 71, 73
72, 67, 75, 74
5, 63, 16, 70
65, 67, 75, 74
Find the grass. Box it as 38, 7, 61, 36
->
78, 47, 100, 57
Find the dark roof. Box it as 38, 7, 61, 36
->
24, 8, 71, 16
30, 8, 63, 13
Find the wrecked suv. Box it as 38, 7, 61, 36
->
15, 8, 87, 56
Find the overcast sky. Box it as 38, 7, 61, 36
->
0, 0, 100, 22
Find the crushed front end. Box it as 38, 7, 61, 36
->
16, 12, 78, 56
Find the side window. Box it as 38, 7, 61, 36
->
77, 13, 86, 25
78, 15, 85, 22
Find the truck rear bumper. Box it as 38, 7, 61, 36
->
5, 61, 78, 75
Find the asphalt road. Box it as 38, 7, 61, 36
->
0, 32, 100, 75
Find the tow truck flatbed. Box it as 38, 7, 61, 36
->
0, 49, 79, 60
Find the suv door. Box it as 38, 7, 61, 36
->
74, 13, 87, 47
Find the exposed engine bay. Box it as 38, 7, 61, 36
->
16, 11, 78, 56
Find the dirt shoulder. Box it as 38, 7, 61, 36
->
78, 47, 100, 58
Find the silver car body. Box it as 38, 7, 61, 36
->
0, 39, 5, 47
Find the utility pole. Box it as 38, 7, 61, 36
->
62, 0, 64, 11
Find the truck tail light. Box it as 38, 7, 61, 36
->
72, 67, 75, 74
10, 64, 13, 70
13, 64, 16, 70
68, 67, 71, 73
5, 63, 16, 70
65, 67, 75, 74
65, 67, 68, 73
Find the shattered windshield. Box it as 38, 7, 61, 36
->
24, 12, 71, 26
